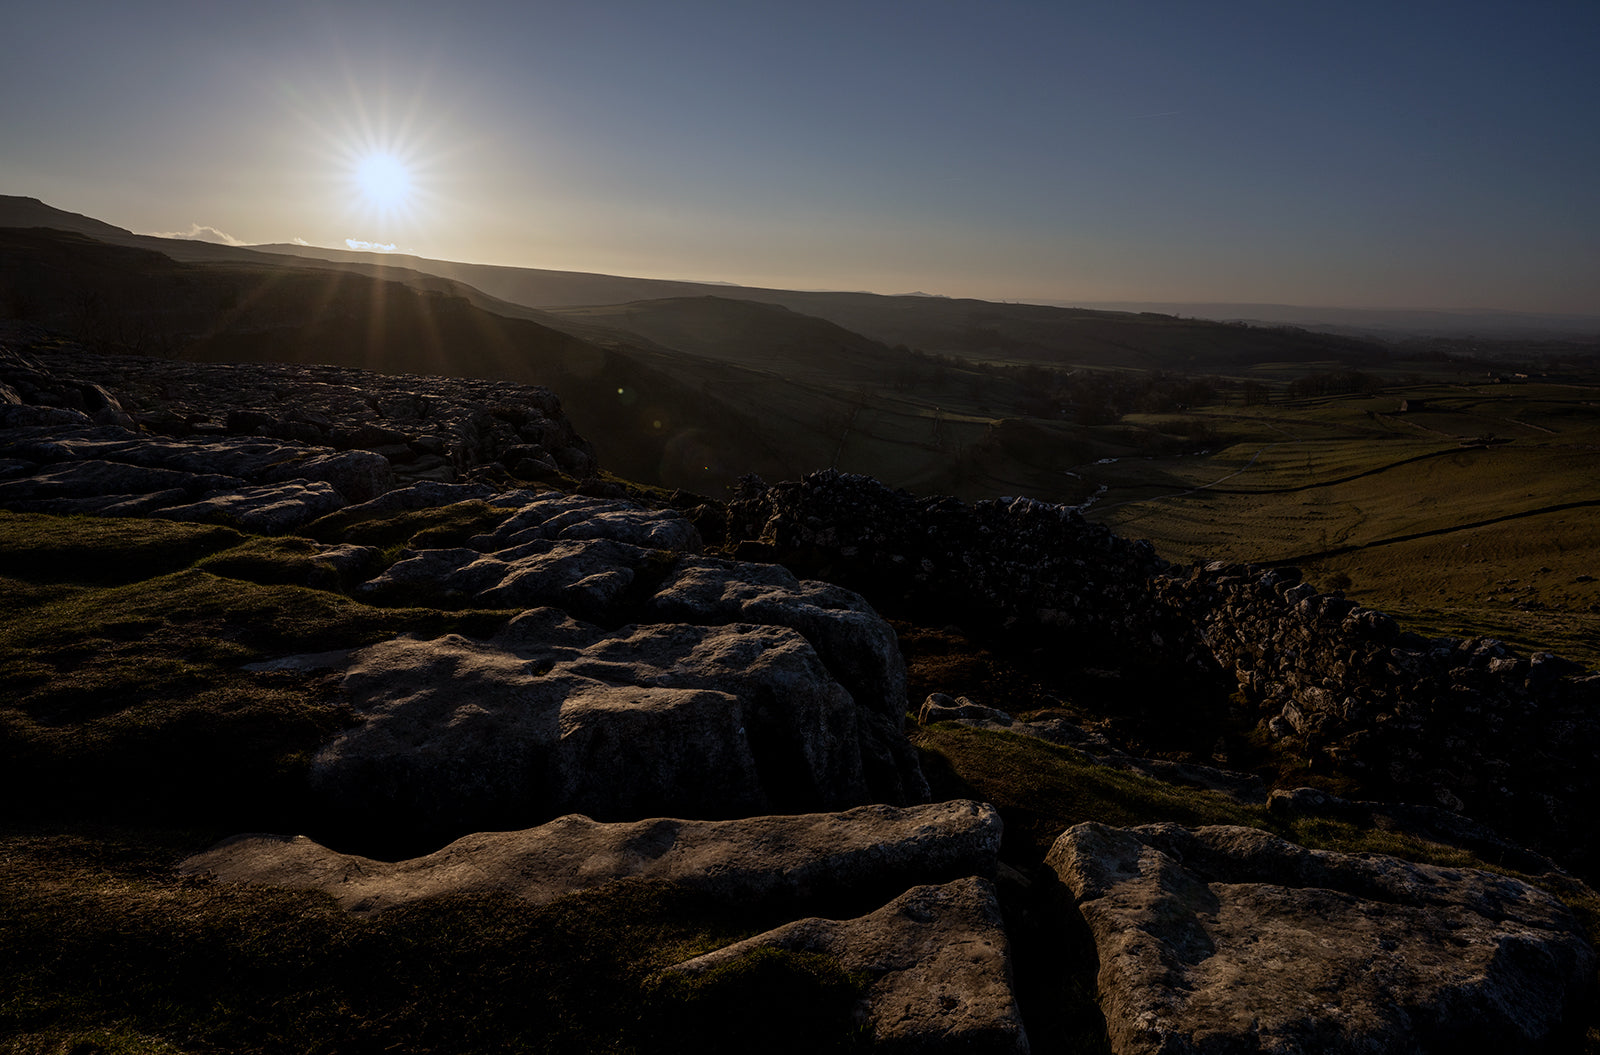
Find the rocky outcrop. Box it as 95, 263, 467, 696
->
668, 876, 1029, 1054
181, 800, 1002, 915
1048, 821, 1595, 1054
0, 336, 596, 504
301, 607, 918, 833
341, 492, 923, 814
0, 424, 392, 532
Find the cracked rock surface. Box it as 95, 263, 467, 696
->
1048, 821, 1595, 1055
669, 876, 1030, 1054
182, 800, 1002, 915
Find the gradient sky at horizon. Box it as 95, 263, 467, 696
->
3, 0, 1596, 313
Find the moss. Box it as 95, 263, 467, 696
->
194, 536, 357, 590
913, 724, 1262, 860
0, 515, 506, 832
0, 511, 242, 585
0, 840, 854, 1055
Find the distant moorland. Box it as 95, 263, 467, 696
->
3, 193, 1597, 662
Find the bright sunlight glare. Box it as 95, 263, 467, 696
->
355, 154, 411, 209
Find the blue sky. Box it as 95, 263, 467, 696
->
4, 0, 1596, 312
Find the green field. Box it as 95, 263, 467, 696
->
1088, 378, 1600, 665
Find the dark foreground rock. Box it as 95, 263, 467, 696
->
0, 337, 596, 482
181, 800, 1001, 915
1048, 821, 1595, 1054
0, 339, 599, 532
669, 876, 1029, 1054
289, 606, 924, 833
185, 805, 1025, 1052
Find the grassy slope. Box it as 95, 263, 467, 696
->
1092, 379, 1600, 665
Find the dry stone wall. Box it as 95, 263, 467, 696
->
725, 470, 1600, 875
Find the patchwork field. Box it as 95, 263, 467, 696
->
1089, 377, 1600, 664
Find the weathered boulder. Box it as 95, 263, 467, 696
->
180, 800, 1002, 914
647, 555, 926, 803
1, 339, 597, 483
1048, 821, 1595, 1054
0, 422, 382, 532
151, 481, 348, 534
668, 876, 1030, 1054
265, 449, 394, 504
305, 606, 924, 834
351, 501, 925, 803
0, 457, 239, 502
470, 490, 704, 553
357, 537, 663, 618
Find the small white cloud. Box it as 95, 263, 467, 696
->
149, 223, 247, 246
345, 238, 398, 252
290, 237, 310, 246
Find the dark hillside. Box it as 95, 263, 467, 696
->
248, 235, 1392, 372
545, 296, 914, 383
0, 227, 799, 489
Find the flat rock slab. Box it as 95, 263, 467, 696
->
1048, 822, 1596, 1054
181, 800, 1001, 914
668, 876, 1030, 1054
470, 490, 703, 553
305, 606, 923, 834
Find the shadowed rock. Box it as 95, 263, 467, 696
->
469, 489, 704, 552
1048, 821, 1595, 1054
180, 800, 1002, 914
668, 876, 1030, 1054
306, 607, 925, 835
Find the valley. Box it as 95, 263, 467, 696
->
4, 196, 1600, 1053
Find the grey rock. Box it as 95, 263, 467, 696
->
1048, 821, 1595, 1054
151, 481, 347, 534
340, 481, 498, 516
357, 537, 659, 618
265, 449, 395, 503
649, 555, 924, 803
471, 491, 703, 553
650, 556, 906, 725
306, 607, 921, 832
0, 458, 238, 501
180, 800, 1001, 914
668, 877, 1030, 1054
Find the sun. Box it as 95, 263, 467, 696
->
355, 153, 411, 210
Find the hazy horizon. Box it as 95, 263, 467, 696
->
5, 1, 1597, 315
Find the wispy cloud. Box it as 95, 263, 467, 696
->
345, 238, 398, 252
149, 223, 246, 246
290, 237, 310, 246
